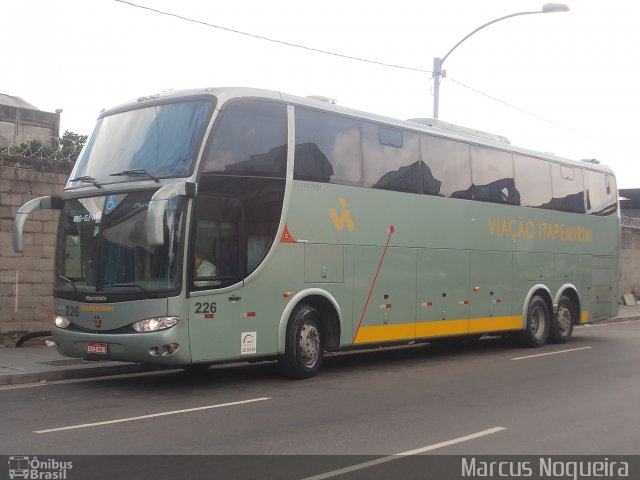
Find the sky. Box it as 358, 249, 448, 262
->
4, 0, 640, 188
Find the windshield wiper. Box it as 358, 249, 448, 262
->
56, 274, 80, 293
71, 175, 103, 189
110, 169, 160, 183
102, 283, 151, 293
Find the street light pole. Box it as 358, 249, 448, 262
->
432, 3, 569, 119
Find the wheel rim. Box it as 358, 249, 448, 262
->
530, 305, 547, 340
298, 320, 320, 369
556, 305, 572, 337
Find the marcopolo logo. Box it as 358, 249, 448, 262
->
8, 456, 73, 479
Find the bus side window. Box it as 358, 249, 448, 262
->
584, 170, 617, 215
470, 145, 518, 205
191, 197, 243, 289
514, 155, 553, 209
193, 220, 219, 288
419, 135, 471, 198
294, 108, 362, 185
551, 164, 585, 213
201, 100, 287, 178
362, 123, 421, 193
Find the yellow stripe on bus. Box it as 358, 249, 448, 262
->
354, 324, 415, 344
468, 316, 523, 333
354, 316, 523, 344
416, 319, 469, 338
580, 311, 589, 324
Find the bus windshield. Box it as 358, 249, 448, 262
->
54, 191, 185, 296
68, 100, 214, 186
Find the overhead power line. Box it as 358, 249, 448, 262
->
446, 77, 596, 139
113, 0, 593, 141
113, 0, 431, 74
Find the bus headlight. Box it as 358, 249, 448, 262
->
55, 315, 70, 329
132, 316, 179, 333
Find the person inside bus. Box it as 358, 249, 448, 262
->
194, 251, 217, 287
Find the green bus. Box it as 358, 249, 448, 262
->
13, 87, 619, 378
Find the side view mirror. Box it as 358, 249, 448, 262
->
13, 196, 62, 253
147, 182, 196, 247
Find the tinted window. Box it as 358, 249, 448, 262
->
470, 146, 518, 204
420, 135, 471, 198
71, 101, 213, 184
55, 192, 185, 296
201, 100, 287, 177
551, 164, 585, 213
294, 108, 362, 185
584, 170, 617, 215
362, 123, 421, 193
192, 197, 243, 290
514, 155, 553, 209
191, 176, 286, 289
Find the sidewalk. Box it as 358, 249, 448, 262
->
1, 305, 640, 387
0, 345, 170, 386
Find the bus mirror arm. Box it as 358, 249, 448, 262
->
147, 182, 196, 247
13, 196, 62, 253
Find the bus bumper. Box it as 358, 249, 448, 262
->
52, 325, 192, 366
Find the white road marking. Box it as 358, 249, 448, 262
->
300, 427, 507, 480
511, 346, 592, 361
577, 319, 639, 328
35, 397, 271, 433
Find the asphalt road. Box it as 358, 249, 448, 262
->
1, 319, 638, 463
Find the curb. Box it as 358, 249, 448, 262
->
586, 315, 640, 325
0, 362, 168, 387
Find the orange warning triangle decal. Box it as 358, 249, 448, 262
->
280, 224, 297, 243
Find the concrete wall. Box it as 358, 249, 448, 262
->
0, 104, 61, 147
620, 229, 640, 296
0, 156, 72, 334
621, 208, 640, 298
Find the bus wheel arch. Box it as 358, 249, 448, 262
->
549, 286, 580, 344
555, 286, 581, 325
519, 286, 553, 348
277, 290, 343, 377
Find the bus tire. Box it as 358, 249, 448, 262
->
518, 295, 550, 348
279, 303, 323, 379
548, 295, 575, 344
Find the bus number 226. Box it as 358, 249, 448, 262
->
195, 302, 217, 314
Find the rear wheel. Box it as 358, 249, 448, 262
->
548, 295, 575, 344
279, 304, 323, 379
518, 295, 550, 347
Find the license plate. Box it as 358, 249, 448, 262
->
86, 342, 108, 354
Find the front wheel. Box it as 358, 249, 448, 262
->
279, 304, 323, 379
548, 295, 575, 344
518, 295, 550, 348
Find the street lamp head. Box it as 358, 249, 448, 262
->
542, 3, 570, 13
